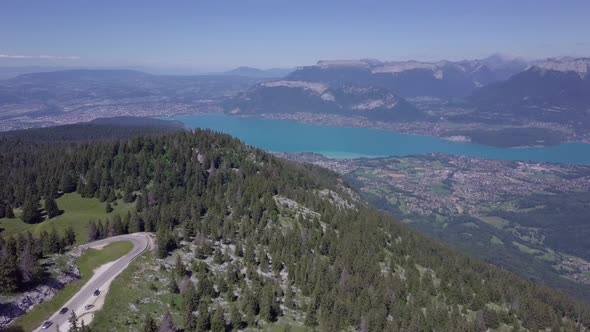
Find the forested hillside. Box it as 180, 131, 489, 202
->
1, 126, 590, 331
0, 116, 183, 142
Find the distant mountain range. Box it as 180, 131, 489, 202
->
222, 55, 530, 122
469, 58, 590, 125
231, 56, 590, 129
285, 55, 528, 98
227, 80, 425, 121
0, 66, 78, 80
1, 56, 590, 136
0, 69, 261, 106
222, 66, 293, 78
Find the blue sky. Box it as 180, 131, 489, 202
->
1, 0, 589, 72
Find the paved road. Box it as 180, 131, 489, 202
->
35, 233, 150, 331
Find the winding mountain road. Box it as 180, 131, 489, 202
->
34, 233, 151, 332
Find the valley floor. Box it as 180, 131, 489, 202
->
281, 152, 590, 301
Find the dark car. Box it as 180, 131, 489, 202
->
93, 289, 100, 296
59, 307, 68, 314
84, 304, 95, 310
41, 321, 53, 329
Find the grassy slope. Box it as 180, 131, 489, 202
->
11, 241, 134, 331
90, 253, 179, 330
0, 193, 133, 243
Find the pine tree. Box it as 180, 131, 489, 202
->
123, 211, 131, 233
4, 204, 15, 218
210, 305, 225, 332
168, 277, 179, 294
183, 303, 197, 331
99, 187, 108, 202
107, 189, 117, 203
242, 288, 259, 327
196, 301, 211, 331
123, 190, 136, 203
78, 319, 92, 332
96, 220, 106, 239
0, 248, 18, 292
284, 286, 295, 309
105, 202, 113, 213
47, 227, 62, 254
142, 314, 158, 332
21, 195, 41, 224
128, 212, 142, 233
197, 273, 215, 298
181, 279, 199, 312
26, 231, 42, 259
174, 254, 185, 278
260, 284, 278, 322
18, 241, 39, 284
60, 172, 77, 193
69, 310, 79, 331
230, 303, 242, 331
64, 226, 76, 246
304, 299, 318, 327
88, 221, 99, 242
44, 196, 61, 218
244, 241, 256, 265
156, 227, 175, 258
111, 214, 124, 235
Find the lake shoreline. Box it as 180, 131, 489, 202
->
234, 112, 588, 147
166, 113, 590, 165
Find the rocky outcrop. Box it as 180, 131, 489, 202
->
0, 254, 80, 329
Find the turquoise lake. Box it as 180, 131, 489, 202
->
168, 114, 590, 165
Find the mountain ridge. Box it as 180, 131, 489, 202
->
286, 55, 528, 98
1, 123, 589, 331
223, 66, 293, 78
227, 80, 426, 121
469, 57, 590, 125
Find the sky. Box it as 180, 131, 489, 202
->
1, 0, 590, 72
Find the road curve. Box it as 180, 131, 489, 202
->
35, 233, 150, 332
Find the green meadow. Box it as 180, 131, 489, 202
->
0, 193, 134, 243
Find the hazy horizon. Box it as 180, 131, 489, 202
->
2, 0, 590, 72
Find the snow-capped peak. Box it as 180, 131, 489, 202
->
259, 80, 329, 94
531, 58, 590, 78
371, 61, 437, 73
316, 60, 372, 68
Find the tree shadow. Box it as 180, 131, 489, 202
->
0, 302, 26, 331
1, 325, 26, 332
46, 209, 65, 219
24, 208, 44, 224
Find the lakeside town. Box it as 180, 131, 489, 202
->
280, 152, 590, 285
280, 153, 590, 217
0, 100, 219, 132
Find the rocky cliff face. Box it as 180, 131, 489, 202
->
227, 80, 426, 122
285, 56, 526, 98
